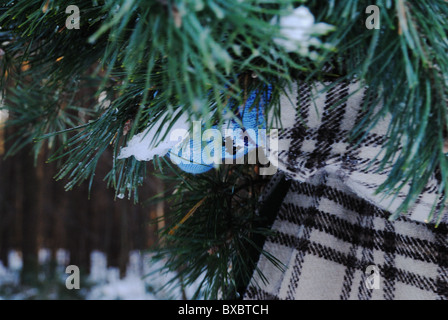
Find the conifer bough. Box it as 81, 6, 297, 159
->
1, 0, 448, 298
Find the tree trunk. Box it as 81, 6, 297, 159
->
20, 148, 39, 285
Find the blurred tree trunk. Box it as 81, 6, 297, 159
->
67, 182, 91, 273
0, 126, 12, 267
20, 147, 39, 285
0, 131, 163, 281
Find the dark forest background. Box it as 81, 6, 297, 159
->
0, 123, 164, 285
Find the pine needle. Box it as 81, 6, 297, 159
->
169, 196, 206, 236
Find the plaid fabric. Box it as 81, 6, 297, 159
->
267, 81, 446, 224
244, 172, 448, 300
244, 81, 448, 300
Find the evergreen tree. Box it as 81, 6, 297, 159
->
1, 0, 447, 299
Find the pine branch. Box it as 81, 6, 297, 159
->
148, 162, 282, 300
1, 0, 331, 201
1, 1, 447, 220
305, 0, 448, 222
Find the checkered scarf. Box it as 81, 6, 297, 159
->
244, 81, 448, 300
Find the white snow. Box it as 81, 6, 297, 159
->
8, 251, 23, 270
86, 250, 202, 300
272, 6, 334, 56
38, 248, 52, 265
117, 110, 191, 161
0, 249, 203, 300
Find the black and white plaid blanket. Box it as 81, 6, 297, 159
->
244, 82, 448, 300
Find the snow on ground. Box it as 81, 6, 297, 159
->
0, 251, 22, 288
0, 249, 203, 300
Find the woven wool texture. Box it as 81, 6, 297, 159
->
268, 81, 447, 224
245, 82, 448, 300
